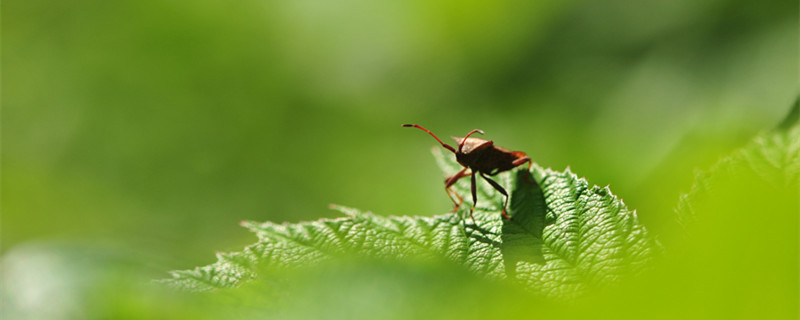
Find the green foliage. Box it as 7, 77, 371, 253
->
676, 98, 800, 228
4, 0, 795, 317
159, 101, 798, 320
624, 100, 800, 320
165, 150, 656, 299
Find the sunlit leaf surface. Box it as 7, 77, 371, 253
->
165, 150, 656, 299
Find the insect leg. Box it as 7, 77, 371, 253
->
512, 155, 535, 184
481, 173, 510, 219
446, 189, 464, 212
444, 167, 470, 211
512, 155, 532, 171
470, 174, 478, 221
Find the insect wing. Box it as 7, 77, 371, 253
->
452, 136, 493, 153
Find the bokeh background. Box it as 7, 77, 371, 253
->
2, 0, 797, 318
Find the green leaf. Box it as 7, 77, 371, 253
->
164, 149, 656, 299
676, 99, 800, 227
644, 99, 800, 319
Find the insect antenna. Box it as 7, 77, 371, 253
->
457, 129, 485, 153
402, 124, 456, 153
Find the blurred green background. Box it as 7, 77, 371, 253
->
2, 0, 797, 318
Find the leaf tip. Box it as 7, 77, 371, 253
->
328, 204, 367, 218
239, 220, 261, 229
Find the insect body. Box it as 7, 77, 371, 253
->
402, 124, 531, 220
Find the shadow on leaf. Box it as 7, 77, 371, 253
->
500, 169, 550, 278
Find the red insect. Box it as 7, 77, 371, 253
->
403, 124, 531, 220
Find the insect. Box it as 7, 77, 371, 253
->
403, 124, 531, 220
